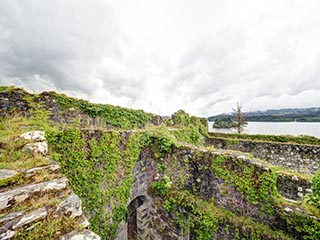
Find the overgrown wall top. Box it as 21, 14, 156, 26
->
205, 137, 320, 174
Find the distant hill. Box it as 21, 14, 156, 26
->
208, 107, 320, 122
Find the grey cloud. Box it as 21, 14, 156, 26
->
166, 28, 248, 101
1, 0, 320, 116
0, 0, 130, 96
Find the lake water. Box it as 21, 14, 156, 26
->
208, 121, 320, 138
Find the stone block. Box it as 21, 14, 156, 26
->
0, 169, 20, 187
13, 207, 47, 229
59, 230, 101, 240
23, 141, 48, 155
0, 178, 68, 210
20, 131, 46, 141
56, 193, 82, 218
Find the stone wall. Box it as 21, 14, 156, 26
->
115, 148, 162, 240
205, 137, 320, 174
114, 143, 317, 239
0, 131, 100, 239
0, 88, 163, 128
150, 146, 318, 239
3, 129, 316, 239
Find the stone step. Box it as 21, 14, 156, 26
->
0, 169, 20, 188
0, 178, 68, 211
23, 163, 60, 178
0, 163, 61, 193
0, 207, 48, 239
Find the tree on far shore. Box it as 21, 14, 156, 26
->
232, 103, 247, 134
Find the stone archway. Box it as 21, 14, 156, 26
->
127, 195, 146, 240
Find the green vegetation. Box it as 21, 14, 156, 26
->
0, 85, 18, 92
1, 86, 154, 130
1, 86, 320, 239
309, 172, 320, 209
12, 214, 81, 240
211, 103, 247, 133
48, 129, 140, 239
150, 189, 292, 240
51, 91, 153, 129
140, 127, 179, 156
0, 116, 79, 239
209, 132, 320, 145
0, 117, 52, 171
210, 154, 277, 213
166, 110, 208, 145
149, 145, 320, 239
212, 116, 235, 128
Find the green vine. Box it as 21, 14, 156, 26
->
47, 129, 140, 239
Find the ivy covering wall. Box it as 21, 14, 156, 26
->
47, 129, 140, 239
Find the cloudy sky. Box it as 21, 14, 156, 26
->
1, 0, 320, 116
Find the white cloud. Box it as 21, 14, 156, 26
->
0, 0, 320, 117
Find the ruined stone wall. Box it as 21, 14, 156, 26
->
0, 88, 163, 128
115, 148, 162, 240
114, 142, 317, 239
205, 137, 320, 174
147, 146, 318, 239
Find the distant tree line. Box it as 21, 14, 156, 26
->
209, 107, 320, 123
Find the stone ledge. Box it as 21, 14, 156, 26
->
0, 178, 68, 210
59, 229, 101, 240
0, 169, 20, 188
0, 208, 48, 238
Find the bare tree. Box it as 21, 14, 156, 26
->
232, 103, 247, 134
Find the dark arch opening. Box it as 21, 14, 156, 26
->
127, 196, 146, 240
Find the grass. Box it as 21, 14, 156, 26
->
0, 136, 49, 171
0, 114, 61, 171
12, 213, 81, 240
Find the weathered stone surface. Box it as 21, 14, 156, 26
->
0, 208, 47, 236
0, 169, 18, 180
276, 173, 312, 200
56, 193, 82, 218
0, 169, 19, 187
13, 207, 47, 229
20, 131, 46, 141
0, 230, 15, 240
24, 164, 60, 177
77, 215, 90, 228
205, 137, 320, 174
0, 211, 25, 224
0, 178, 68, 210
23, 141, 48, 155
59, 230, 101, 240
26, 164, 60, 173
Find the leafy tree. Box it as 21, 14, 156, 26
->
232, 103, 247, 134
212, 116, 234, 129
171, 110, 190, 127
